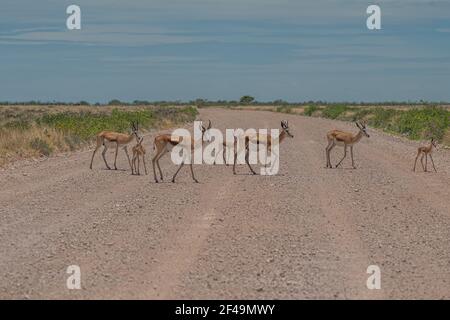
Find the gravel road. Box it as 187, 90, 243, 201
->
1, 108, 449, 299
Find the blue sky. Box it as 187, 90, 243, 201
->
1, 0, 450, 102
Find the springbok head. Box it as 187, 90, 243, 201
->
200, 120, 212, 142
356, 121, 370, 138
131, 121, 140, 140
431, 137, 437, 148
281, 120, 294, 138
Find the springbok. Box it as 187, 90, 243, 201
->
325, 121, 370, 169
132, 137, 148, 175
413, 138, 437, 172
152, 120, 212, 183
233, 120, 294, 175
89, 121, 140, 173
213, 139, 235, 166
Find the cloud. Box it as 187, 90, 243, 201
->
0, 24, 213, 46
2, 0, 450, 47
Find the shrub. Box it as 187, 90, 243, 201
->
109, 99, 123, 106
352, 108, 373, 121
369, 108, 399, 129
321, 105, 349, 119
303, 105, 318, 116
240, 96, 255, 105
30, 138, 53, 156
38, 109, 154, 140
396, 106, 449, 140
276, 106, 292, 114
4, 120, 31, 130
64, 134, 84, 151
0, 105, 199, 166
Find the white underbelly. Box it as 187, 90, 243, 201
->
104, 140, 129, 148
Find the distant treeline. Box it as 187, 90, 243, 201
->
1, 98, 449, 107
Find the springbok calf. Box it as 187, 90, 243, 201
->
152, 120, 212, 183
413, 138, 437, 172
325, 121, 370, 169
89, 121, 140, 173
233, 120, 294, 175
132, 137, 148, 175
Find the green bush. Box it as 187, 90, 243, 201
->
38, 109, 154, 140
369, 108, 399, 129
303, 105, 318, 116
276, 104, 449, 144
240, 96, 255, 105
396, 106, 449, 140
352, 108, 373, 121
178, 106, 198, 118
37, 106, 198, 141
321, 105, 350, 119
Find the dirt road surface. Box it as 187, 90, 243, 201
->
1, 108, 449, 299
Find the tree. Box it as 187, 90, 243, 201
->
109, 99, 122, 106
194, 98, 208, 107
240, 95, 255, 105
273, 99, 288, 105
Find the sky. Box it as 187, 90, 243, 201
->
1, 0, 450, 103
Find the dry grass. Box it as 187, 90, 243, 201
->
0, 105, 198, 167
0, 127, 68, 166
443, 129, 450, 147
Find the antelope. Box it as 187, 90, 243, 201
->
89, 121, 140, 173
132, 137, 148, 175
325, 121, 370, 169
213, 139, 235, 166
152, 120, 212, 183
233, 120, 294, 175
413, 138, 437, 172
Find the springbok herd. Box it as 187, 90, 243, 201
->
89, 119, 438, 182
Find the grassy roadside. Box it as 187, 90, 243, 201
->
1, 103, 448, 166
221, 104, 450, 147
0, 105, 198, 166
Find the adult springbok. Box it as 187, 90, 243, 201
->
213, 139, 236, 166
413, 138, 437, 172
325, 121, 370, 169
152, 120, 212, 183
233, 120, 294, 175
89, 121, 140, 173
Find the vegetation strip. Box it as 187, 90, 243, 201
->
236, 104, 450, 147
0, 105, 197, 166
